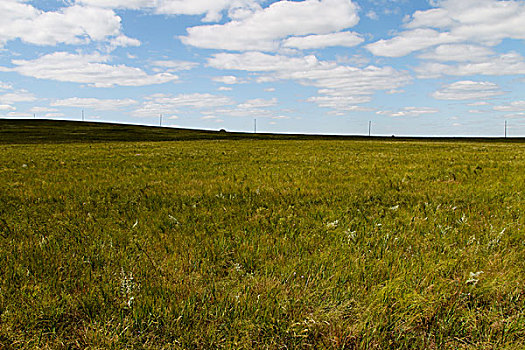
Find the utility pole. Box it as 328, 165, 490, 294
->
254, 118, 257, 133
368, 121, 371, 137
505, 120, 507, 138
33, 113, 36, 119
82, 109, 84, 122
160, 114, 163, 127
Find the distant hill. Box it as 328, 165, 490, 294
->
0, 119, 285, 143
0, 119, 522, 144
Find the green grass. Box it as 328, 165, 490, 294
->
1, 121, 524, 348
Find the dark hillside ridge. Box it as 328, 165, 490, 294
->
1, 119, 523, 144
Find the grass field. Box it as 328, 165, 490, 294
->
1, 120, 524, 349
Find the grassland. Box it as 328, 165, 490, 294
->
0, 120, 524, 349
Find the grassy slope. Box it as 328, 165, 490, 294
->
1, 119, 523, 144
0, 120, 524, 349
0, 119, 369, 144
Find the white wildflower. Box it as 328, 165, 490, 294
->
466, 271, 484, 286
168, 215, 180, 225
326, 220, 339, 229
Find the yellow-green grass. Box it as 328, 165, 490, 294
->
1, 133, 524, 348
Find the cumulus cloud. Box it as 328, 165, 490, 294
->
181, 0, 359, 51
78, 0, 263, 22
45, 113, 66, 118
157, 0, 261, 22
367, 28, 460, 57
51, 97, 138, 110
282, 32, 363, 49
238, 98, 277, 109
367, 0, 525, 57
415, 51, 525, 78
30, 107, 58, 113
212, 76, 246, 85
417, 44, 494, 62
76, 0, 156, 9
3, 52, 178, 88
203, 97, 280, 118
376, 107, 439, 117
208, 52, 324, 72
0, 82, 13, 90
5, 112, 32, 118
208, 51, 411, 113
493, 101, 525, 112
133, 93, 234, 117
0, 90, 37, 104
0, 1, 137, 48
0, 104, 16, 111
432, 81, 504, 101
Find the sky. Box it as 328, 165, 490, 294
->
0, 0, 524, 137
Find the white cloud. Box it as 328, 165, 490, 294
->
206, 97, 280, 118
0, 1, 135, 47
415, 51, 525, 78
108, 35, 141, 50
367, 28, 460, 57
307, 95, 372, 109
468, 101, 490, 106
493, 101, 525, 112
148, 93, 233, 109
0, 82, 13, 90
0, 104, 16, 111
366, 10, 378, 20
218, 87, 233, 91
212, 75, 245, 85
201, 115, 224, 123
377, 107, 439, 117
238, 98, 277, 109
76, 0, 156, 9
6, 112, 32, 117
468, 109, 490, 114
432, 81, 504, 101
133, 93, 234, 117
45, 112, 66, 118
418, 44, 494, 62
0, 90, 37, 103
264, 87, 276, 92
208, 51, 324, 72
78, 0, 263, 22
211, 107, 274, 118
4, 52, 178, 88
502, 112, 525, 119
336, 54, 370, 67
181, 0, 359, 51
158, 0, 259, 22
283, 32, 363, 49
30, 106, 58, 113
367, 0, 525, 57
208, 51, 411, 113
51, 97, 138, 110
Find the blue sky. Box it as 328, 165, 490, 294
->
0, 0, 524, 136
